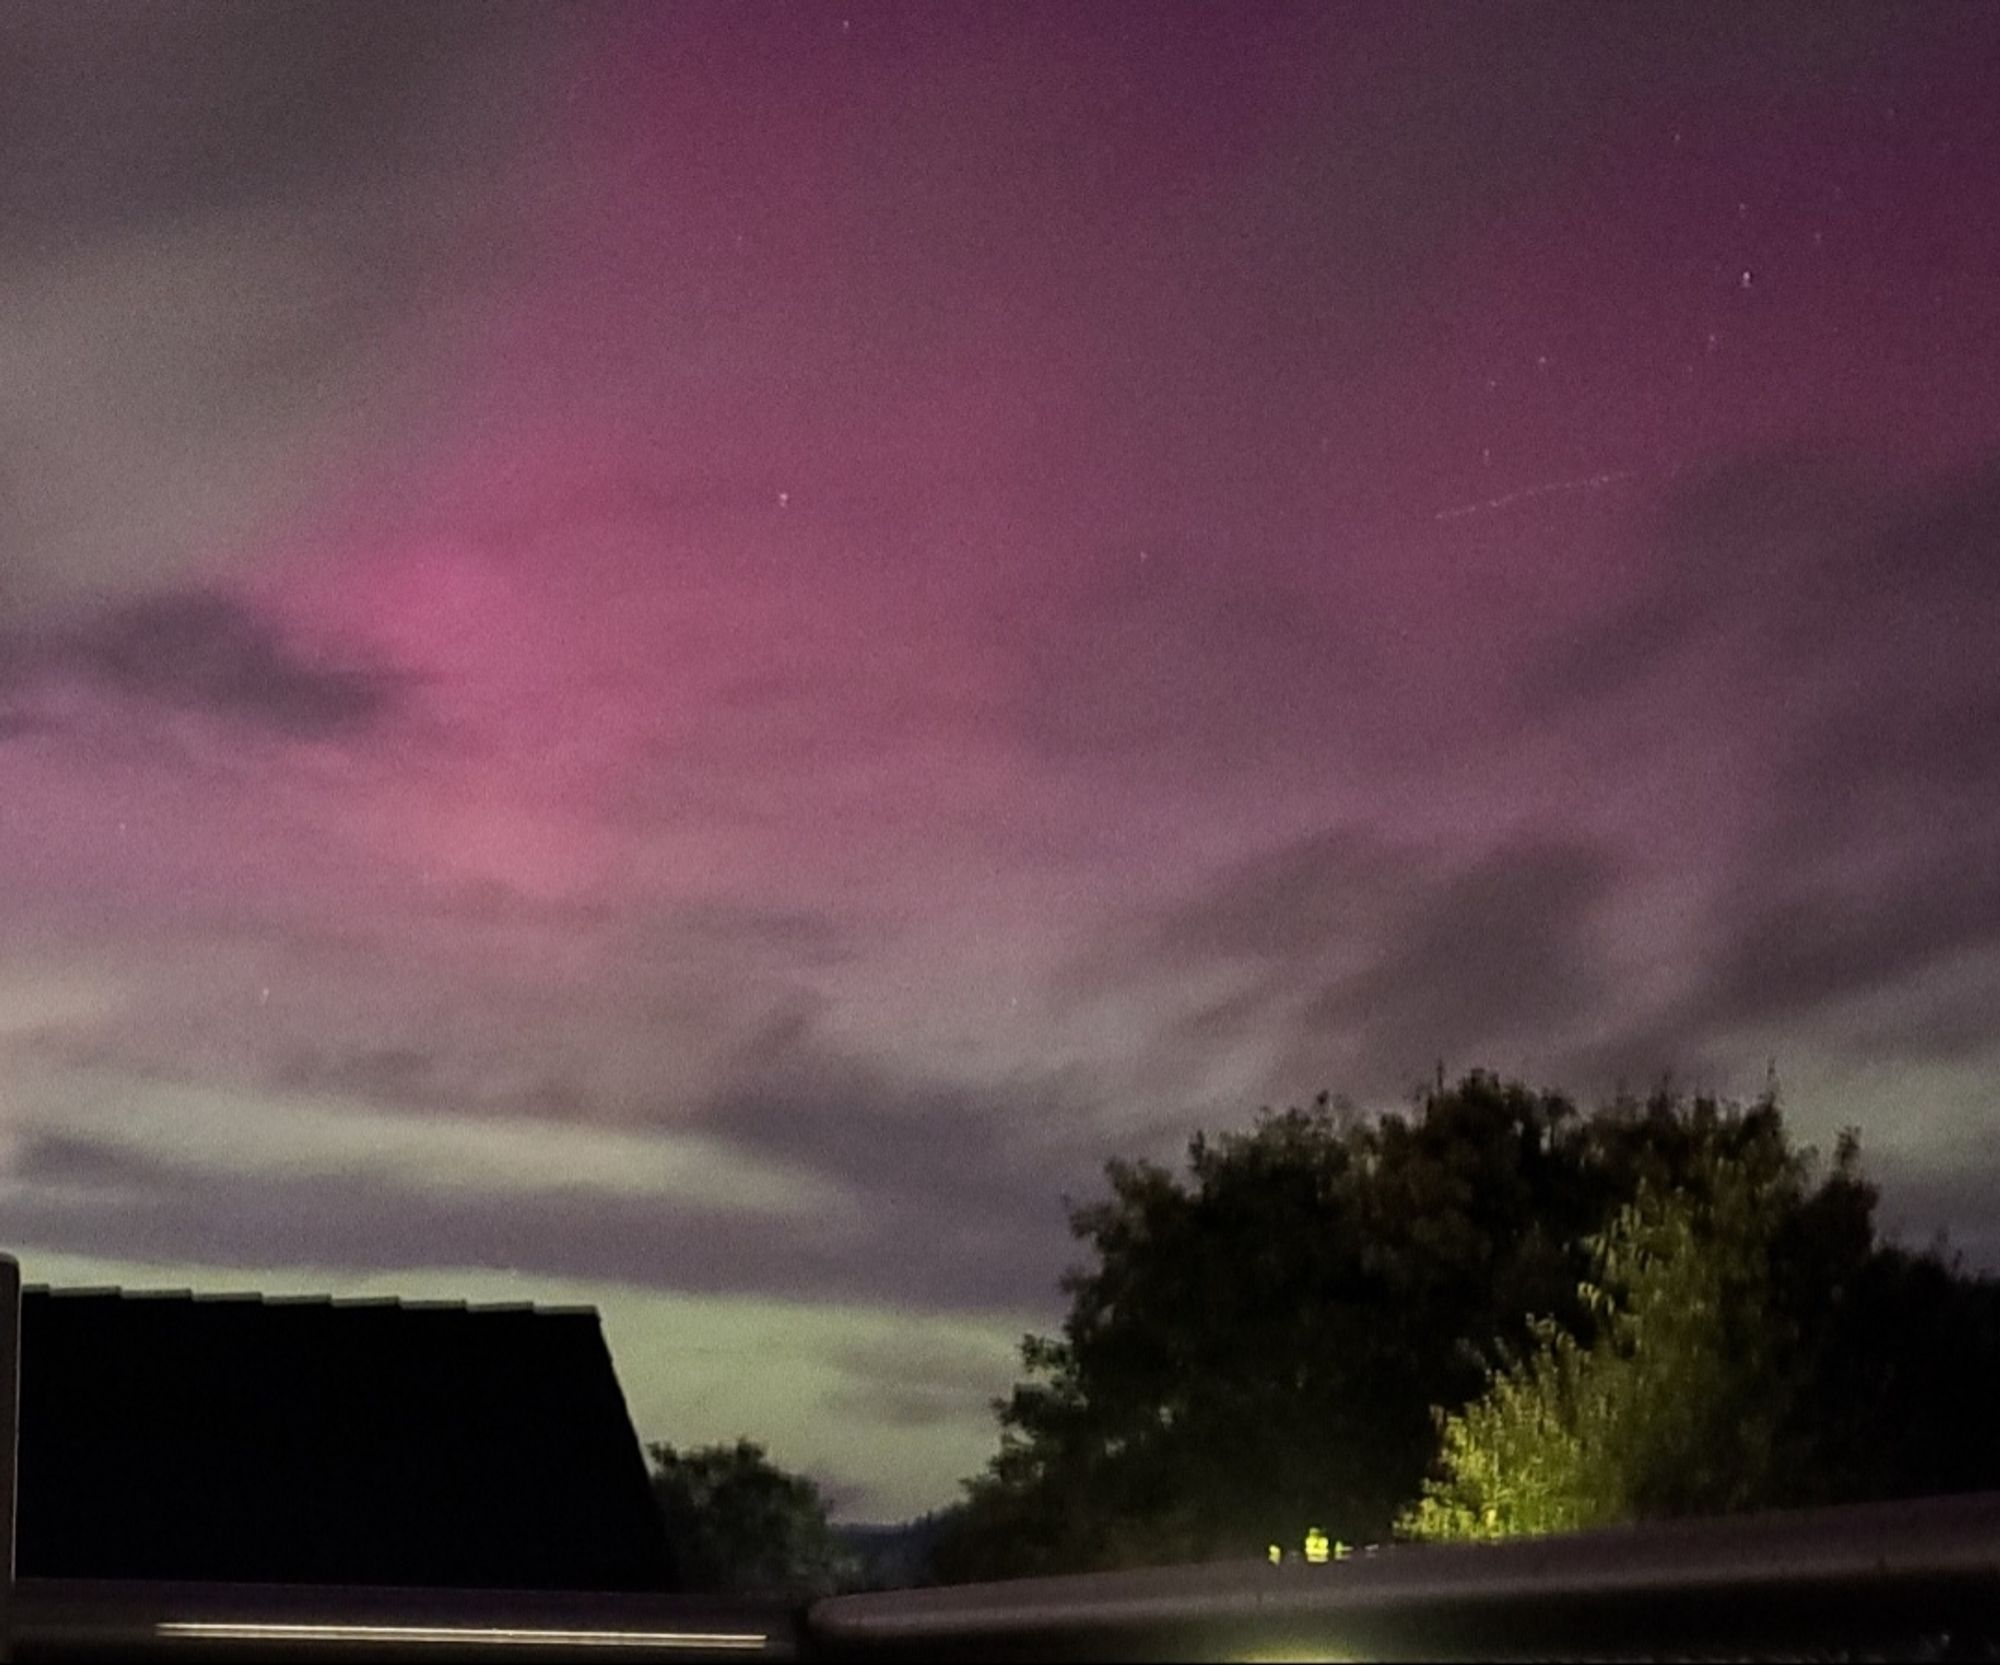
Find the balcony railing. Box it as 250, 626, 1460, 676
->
809, 1488, 2000, 1659
0, 1490, 1993, 1660
1, 1256, 1992, 1660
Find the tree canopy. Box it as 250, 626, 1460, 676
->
1408, 1121, 2000, 1542
1405, 1144, 1805, 1540
647, 1438, 847, 1596
930, 1071, 1999, 1581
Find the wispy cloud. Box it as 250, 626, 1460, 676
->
0, 591, 405, 739
0, 1, 561, 620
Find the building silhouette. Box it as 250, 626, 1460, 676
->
14, 1285, 673, 1592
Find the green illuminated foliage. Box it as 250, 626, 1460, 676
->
1404, 1142, 1818, 1541
935, 1075, 1792, 1577
932, 1070, 2000, 1581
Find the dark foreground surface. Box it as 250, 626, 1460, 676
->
6, 1491, 1998, 1661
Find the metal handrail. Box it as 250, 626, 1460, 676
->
0, 1492, 1989, 1658
807, 1490, 2000, 1659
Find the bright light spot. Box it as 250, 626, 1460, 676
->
1303, 1527, 1329, 1565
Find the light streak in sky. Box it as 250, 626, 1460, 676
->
1434, 470, 1636, 522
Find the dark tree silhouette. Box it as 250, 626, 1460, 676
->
647, 1438, 846, 1596
931, 1071, 1997, 1579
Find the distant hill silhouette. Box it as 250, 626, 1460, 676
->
833, 1514, 953, 1590
16, 1286, 674, 1592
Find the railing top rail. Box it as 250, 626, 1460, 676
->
809, 1489, 2000, 1643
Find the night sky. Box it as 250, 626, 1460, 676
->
4, 1, 2000, 1520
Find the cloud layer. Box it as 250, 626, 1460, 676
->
4, 1, 1999, 1517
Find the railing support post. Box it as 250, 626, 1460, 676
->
0, 1255, 20, 1662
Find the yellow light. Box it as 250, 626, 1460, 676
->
1303, 1527, 1330, 1565
1267, 1542, 1283, 1564
1232, 1652, 1361, 1664
154, 1621, 767, 1651
1232, 1649, 1362, 1664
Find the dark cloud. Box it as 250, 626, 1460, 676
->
0, 590, 403, 738
1529, 456, 2000, 1068
826, 1332, 1018, 1434
11, 1133, 156, 1192
1680, 868, 2000, 1047
0, 2, 560, 618
1831, 957, 2000, 1069
663, 902, 879, 972
0, 1122, 1058, 1313
1731, 464, 2000, 1030
1076, 828, 1422, 980
273, 1047, 441, 1110
0, 709, 55, 743
1, 1132, 838, 1302
1518, 454, 1878, 720
0, 3, 534, 244
1296, 840, 1625, 1090
1, 1004, 1114, 1314
254, 1044, 619, 1133
1085, 828, 1635, 1104
1524, 454, 2000, 727
695, 1003, 1106, 1300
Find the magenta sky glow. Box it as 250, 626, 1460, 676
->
3, 1, 1999, 1517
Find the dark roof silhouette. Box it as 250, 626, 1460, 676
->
16, 1285, 676, 1592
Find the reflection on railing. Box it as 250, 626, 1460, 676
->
1, 1491, 1993, 1660
156, 1620, 769, 1652
808, 1489, 2000, 1661
6, 1582, 794, 1660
